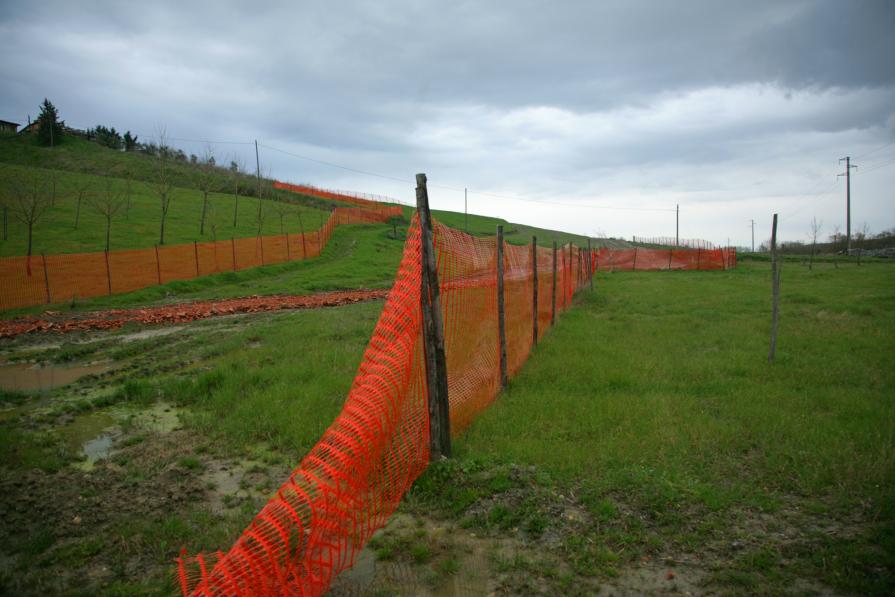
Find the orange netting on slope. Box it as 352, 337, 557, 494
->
177, 217, 588, 596
596, 246, 737, 271
273, 181, 402, 212
0, 205, 401, 311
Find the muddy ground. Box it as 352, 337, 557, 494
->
0, 312, 887, 595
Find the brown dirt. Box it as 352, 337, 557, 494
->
0, 289, 389, 339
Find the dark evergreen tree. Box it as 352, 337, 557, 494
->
36, 98, 64, 147
123, 131, 138, 152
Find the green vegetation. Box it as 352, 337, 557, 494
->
0, 163, 330, 257
439, 259, 894, 593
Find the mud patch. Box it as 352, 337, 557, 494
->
0, 360, 116, 392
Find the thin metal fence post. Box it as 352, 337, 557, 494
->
497, 225, 508, 390
416, 173, 451, 460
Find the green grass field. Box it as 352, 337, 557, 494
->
0, 163, 332, 257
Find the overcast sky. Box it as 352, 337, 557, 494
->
2, 1, 893, 246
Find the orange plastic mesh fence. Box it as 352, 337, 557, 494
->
596, 246, 737, 271
0, 205, 400, 311
273, 181, 403, 212
177, 218, 589, 596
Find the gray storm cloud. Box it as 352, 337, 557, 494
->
1, 0, 893, 245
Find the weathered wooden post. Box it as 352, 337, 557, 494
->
104, 250, 112, 296
697, 246, 702, 270
532, 236, 538, 347
588, 238, 593, 291
193, 241, 200, 277
154, 244, 162, 284
632, 247, 638, 271
768, 213, 780, 363
416, 173, 451, 460
297, 212, 307, 259
41, 252, 51, 304
497, 225, 508, 390
230, 237, 237, 271
668, 248, 673, 270
551, 240, 557, 326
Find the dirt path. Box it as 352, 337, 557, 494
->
0, 289, 389, 339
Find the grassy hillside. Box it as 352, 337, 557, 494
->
402, 206, 631, 249
0, 164, 331, 257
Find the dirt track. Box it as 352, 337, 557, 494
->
0, 289, 389, 339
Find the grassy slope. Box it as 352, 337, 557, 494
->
1, 223, 406, 317
0, 163, 333, 257
444, 260, 894, 592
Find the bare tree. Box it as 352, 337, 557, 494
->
230, 155, 244, 227
856, 223, 870, 266
10, 173, 51, 257
196, 146, 216, 235
122, 167, 134, 220
154, 128, 174, 245
72, 177, 92, 230
271, 200, 293, 236
48, 169, 60, 207
808, 217, 822, 271
86, 178, 126, 252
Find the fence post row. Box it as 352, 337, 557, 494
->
416, 173, 451, 460
551, 240, 557, 325
497, 225, 508, 390
532, 236, 538, 347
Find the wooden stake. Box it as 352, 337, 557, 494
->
551, 240, 557, 325
668, 248, 673, 270
416, 173, 451, 460
532, 236, 538, 346
193, 241, 200, 277
769, 213, 780, 363
154, 244, 162, 284
497, 225, 508, 390
231, 237, 237, 271
104, 250, 112, 296
632, 247, 638, 271
41, 252, 51, 304
588, 238, 593, 291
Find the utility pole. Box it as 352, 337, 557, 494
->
750, 219, 755, 252
838, 157, 858, 252
675, 204, 679, 246
254, 140, 262, 199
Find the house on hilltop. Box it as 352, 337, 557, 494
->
0, 120, 20, 134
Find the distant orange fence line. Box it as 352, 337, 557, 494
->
0, 202, 401, 311
596, 246, 737, 271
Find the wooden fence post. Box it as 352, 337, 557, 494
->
768, 213, 780, 363
286, 232, 291, 261
298, 213, 307, 258
154, 244, 162, 284
260, 235, 265, 265
632, 247, 638, 271
588, 238, 593, 291
231, 237, 237, 271
104, 250, 112, 296
41, 252, 51, 304
416, 173, 451, 460
497, 225, 508, 390
532, 236, 538, 347
193, 241, 200, 277
668, 248, 673, 270
551, 240, 557, 326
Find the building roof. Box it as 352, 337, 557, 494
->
0, 120, 21, 126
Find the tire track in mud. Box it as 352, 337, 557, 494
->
0, 289, 389, 339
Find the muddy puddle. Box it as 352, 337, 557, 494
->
0, 360, 116, 392
58, 401, 183, 471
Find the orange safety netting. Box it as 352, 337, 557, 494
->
177, 217, 589, 596
0, 205, 401, 311
596, 246, 737, 271
273, 181, 402, 212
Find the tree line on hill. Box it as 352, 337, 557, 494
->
1, 99, 345, 257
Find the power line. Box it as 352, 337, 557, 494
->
853, 139, 895, 161
858, 154, 895, 175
